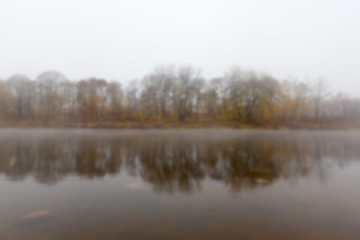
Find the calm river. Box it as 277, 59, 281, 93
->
0, 129, 359, 240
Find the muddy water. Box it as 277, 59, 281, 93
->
0, 129, 359, 240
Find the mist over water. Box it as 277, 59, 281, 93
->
1, 129, 360, 239
2, 0, 360, 238
0, 129, 359, 189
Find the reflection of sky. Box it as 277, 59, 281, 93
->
1, 162, 360, 239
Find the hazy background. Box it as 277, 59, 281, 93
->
0, 0, 359, 95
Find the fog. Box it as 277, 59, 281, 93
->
0, 0, 359, 95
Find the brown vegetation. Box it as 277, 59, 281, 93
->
0, 65, 359, 129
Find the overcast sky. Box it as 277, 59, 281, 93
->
0, 0, 359, 95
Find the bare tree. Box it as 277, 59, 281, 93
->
312, 78, 330, 121
106, 82, 123, 120
37, 71, 68, 120
172, 66, 203, 121
8, 74, 35, 120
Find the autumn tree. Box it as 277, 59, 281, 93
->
0, 80, 13, 120
77, 78, 107, 121
242, 73, 279, 122
0, 66, 358, 127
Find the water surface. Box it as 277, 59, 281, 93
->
0, 129, 360, 240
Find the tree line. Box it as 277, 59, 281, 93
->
0, 65, 359, 127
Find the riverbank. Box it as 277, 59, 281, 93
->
0, 119, 359, 130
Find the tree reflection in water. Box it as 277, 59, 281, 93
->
0, 130, 359, 194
